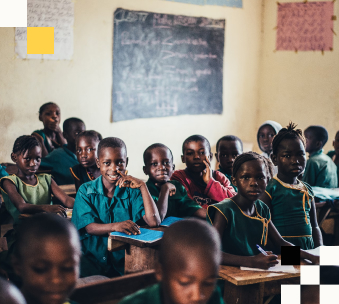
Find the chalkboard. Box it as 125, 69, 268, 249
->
112, 8, 225, 122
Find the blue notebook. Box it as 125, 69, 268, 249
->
160, 216, 183, 227
110, 228, 163, 243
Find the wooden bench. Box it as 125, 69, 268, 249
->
70, 270, 157, 304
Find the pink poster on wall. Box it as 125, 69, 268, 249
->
276, 1, 334, 51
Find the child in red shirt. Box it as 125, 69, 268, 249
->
171, 135, 236, 208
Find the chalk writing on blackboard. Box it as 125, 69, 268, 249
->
163, 0, 242, 8
112, 9, 225, 122
15, 0, 74, 60
276, 1, 334, 51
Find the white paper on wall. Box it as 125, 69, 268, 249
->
15, 0, 74, 60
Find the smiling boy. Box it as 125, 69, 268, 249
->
71, 137, 160, 277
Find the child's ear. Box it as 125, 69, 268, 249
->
143, 166, 147, 175
155, 262, 163, 282
96, 158, 100, 169
38, 114, 43, 122
63, 132, 69, 142
181, 155, 185, 164
231, 176, 237, 187
126, 157, 129, 167
316, 141, 322, 150
333, 140, 335, 148
215, 152, 219, 163
271, 154, 278, 166
209, 153, 213, 161
172, 164, 175, 171
11, 153, 17, 163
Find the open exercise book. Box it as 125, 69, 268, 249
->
110, 228, 164, 243
241, 260, 297, 273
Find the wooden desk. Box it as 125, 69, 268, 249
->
108, 227, 165, 275
59, 184, 76, 196
219, 259, 305, 304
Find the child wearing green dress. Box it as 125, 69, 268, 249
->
260, 123, 323, 250
207, 152, 319, 269
215, 135, 243, 192
70, 130, 102, 192
32, 102, 67, 157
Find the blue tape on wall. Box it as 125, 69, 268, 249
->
164, 0, 242, 8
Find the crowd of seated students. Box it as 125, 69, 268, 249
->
0, 102, 338, 304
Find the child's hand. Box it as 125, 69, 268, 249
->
309, 254, 320, 265
252, 252, 279, 269
202, 158, 212, 184
160, 183, 176, 197
113, 220, 140, 235
116, 171, 144, 189
42, 205, 67, 217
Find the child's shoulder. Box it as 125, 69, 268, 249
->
255, 199, 270, 214
171, 169, 186, 179
118, 283, 161, 304
36, 173, 52, 184
0, 174, 17, 188
327, 150, 336, 158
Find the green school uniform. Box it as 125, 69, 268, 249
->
32, 129, 61, 153
71, 176, 146, 278
265, 177, 314, 250
217, 166, 237, 192
0, 165, 8, 179
207, 199, 270, 256
0, 174, 52, 225
302, 149, 338, 188
118, 283, 225, 304
327, 150, 339, 187
70, 164, 96, 186
146, 179, 202, 218
40, 145, 79, 185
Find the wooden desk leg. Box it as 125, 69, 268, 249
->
223, 281, 265, 304
125, 245, 160, 275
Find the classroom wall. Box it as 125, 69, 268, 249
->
0, 0, 263, 179
258, 0, 339, 153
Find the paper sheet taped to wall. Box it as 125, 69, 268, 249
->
15, 0, 74, 60
276, 1, 334, 51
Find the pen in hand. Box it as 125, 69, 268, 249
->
256, 244, 268, 256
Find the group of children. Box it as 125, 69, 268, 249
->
0, 102, 339, 304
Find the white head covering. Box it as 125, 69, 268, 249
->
257, 120, 283, 153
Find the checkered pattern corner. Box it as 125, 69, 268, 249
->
282, 246, 339, 304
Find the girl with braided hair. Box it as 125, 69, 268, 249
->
207, 151, 319, 269
260, 122, 323, 250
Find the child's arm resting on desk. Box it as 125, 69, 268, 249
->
268, 221, 319, 265
116, 171, 161, 227
156, 182, 176, 221
309, 197, 323, 247
50, 178, 75, 208
212, 209, 279, 269
2, 179, 66, 216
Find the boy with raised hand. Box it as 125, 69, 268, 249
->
118, 219, 225, 304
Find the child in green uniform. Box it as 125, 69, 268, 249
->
70, 130, 102, 192
327, 130, 339, 187
143, 143, 206, 221
118, 219, 225, 304
215, 135, 243, 192
12, 214, 81, 304
303, 125, 338, 188
32, 102, 67, 157
260, 123, 323, 250
71, 137, 160, 278
40, 118, 86, 185
207, 152, 319, 269
0, 164, 8, 179
0, 135, 75, 227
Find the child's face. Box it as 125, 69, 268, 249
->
96, 147, 127, 184
157, 253, 218, 304
272, 138, 306, 178
143, 147, 174, 184
181, 141, 211, 173
258, 125, 276, 154
76, 136, 99, 168
304, 130, 320, 154
64, 122, 86, 147
17, 236, 80, 304
232, 160, 267, 202
333, 132, 339, 155
39, 104, 61, 131
216, 140, 242, 175
12, 146, 42, 176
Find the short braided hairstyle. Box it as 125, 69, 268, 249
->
12, 135, 41, 155
272, 122, 306, 155
233, 151, 274, 180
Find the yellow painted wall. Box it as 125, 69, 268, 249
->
0, 0, 263, 179
258, 0, 339, 153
